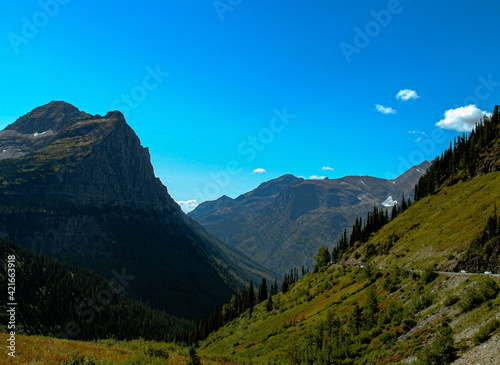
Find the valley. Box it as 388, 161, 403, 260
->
0, 103, 499, 364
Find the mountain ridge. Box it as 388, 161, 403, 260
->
189, 162, 430, 274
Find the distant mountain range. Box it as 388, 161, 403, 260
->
0, 101, 274, 319
189, 162, 430, 274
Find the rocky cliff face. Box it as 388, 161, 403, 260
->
0, 101, 272, 319
190, 162, 431, 274
0, 102, 174, 210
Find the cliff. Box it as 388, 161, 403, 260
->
0, 101, 273, 319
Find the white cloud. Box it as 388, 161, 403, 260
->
177, 199, 198, 213
436, 105, 490, 132
396, 89, 420, 101
253, 168, 266, 174
408, 131, 426, 141
309, 175, 326, 180
322, 166, 335, 171
375, 104, 397, 114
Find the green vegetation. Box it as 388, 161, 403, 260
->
195, 128, 500, 363
457, 276, 499, 312
332, 199, 411, 263
61, 353, 101, 365
0, 239, 191, 341
417, 321, 457, 365
315, 244, 331, 268
355, 171, 500, 270
197, 263, 499, 363
464, 204, 500, 259
472, 319, 500, 345
0, 333, 235, 365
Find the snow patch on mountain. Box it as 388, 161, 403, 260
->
382, 196, 398, 207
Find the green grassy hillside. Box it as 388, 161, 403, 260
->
349, 171, 500, 270
198, 264, 499, 364
196, 172, 500, 364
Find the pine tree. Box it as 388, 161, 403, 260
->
315, 244, 331, 269
248, 281, 256, 309
363, 287, 379, 329
258, 278, 268, 303
348, 304, 363, 337
266, 295, 273, 312
282, 274, 289, 293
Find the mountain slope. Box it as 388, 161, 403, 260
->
190, 163, 430, 274
0, 238, 191, 341
197, 171, 500, 364
0, 101, 273, 319
347, 171, 500, 271
199, 261, 500, 364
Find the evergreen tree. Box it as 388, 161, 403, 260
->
391, 203, 399, 220
266, 295, 273, 312
282, 274, 289, 293
248, 281, 256, 309
348, 304, 363, 337
315, 244, 331, 268
258, 278, 268, 303
401, 193, 408, 212
363, 287, 379, 329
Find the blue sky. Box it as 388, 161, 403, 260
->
1, 0, 499, 211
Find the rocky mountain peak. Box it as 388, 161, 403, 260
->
5, 101, 92, 134
0, 102, 175, 211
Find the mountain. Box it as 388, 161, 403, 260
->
0, 101, 273, 319
196, 109, 500, 363
189, 162, 430, 274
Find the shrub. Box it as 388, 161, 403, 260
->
477, 276, 499, 300
383, 267, 406, 292
417, 322, 456, 365
380, 298, 404, 326
144, 346, 169, 359
473, 319, 500, 345
61, 354, 100, 365
420, 266, 438, 285
458, 277, 499, 312
458, 287, 481, 312
378, 330, 397, 346
443, 294, 459, 307
411, 292, 434, 312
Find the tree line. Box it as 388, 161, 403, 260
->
178, 266, 309, 345
465, 204, 500, 260
325, 195, 412, 264
415, 105, 499, 201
